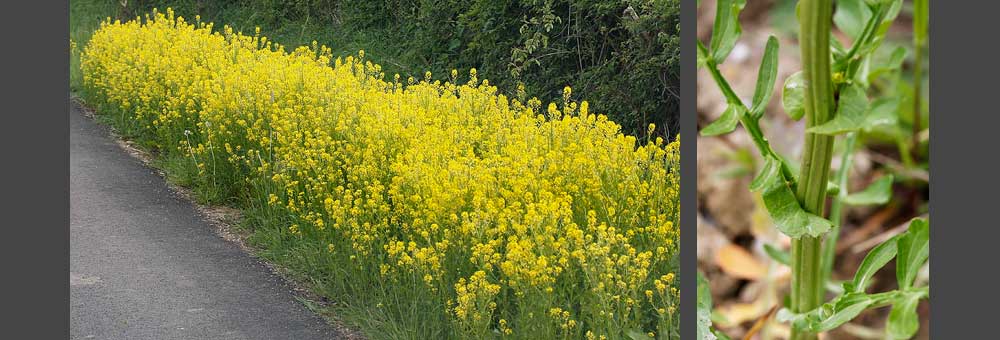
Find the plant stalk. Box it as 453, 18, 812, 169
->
912, 0, 928, 152
791, 0, 836, 339
822, 133, 856, 284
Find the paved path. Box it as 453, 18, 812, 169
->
70, 103, 341, 340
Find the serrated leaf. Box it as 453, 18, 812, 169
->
701, 104, 745, 136
710, 0, 747, 64
844, 175, 894, 205
887, 292, 922, 339
807, 84, 869, 135
698, 272, 718, 340
897, 218, 930, 289
764, 243, 790, 266
754, 156, 833, 238
782, 71, 806, 120
750, 36, 779, 116
851, 234, 899, 293
834, 0, 873, 39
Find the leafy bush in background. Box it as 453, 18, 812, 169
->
114, 0, 679, 138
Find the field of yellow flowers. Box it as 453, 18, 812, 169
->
79, 9, 680, 339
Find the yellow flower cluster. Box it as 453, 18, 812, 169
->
81, 9, 680, 339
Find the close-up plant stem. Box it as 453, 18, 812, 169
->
912, 0, 928, 150
822, 133, 856, 284
792, 0, 835, 339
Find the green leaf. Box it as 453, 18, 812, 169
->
710, 0, 747, 64
851, 234, 899, 293
764, 243, 790, 266
750, 36, 779, 116
701, 104, 745, 136
863, 97, 899, 128
844, 175, 894, 205
814, 293, 874, 332
896, 218, 930, 289
781, 293, 874, 333
753, 156, 833, 238
887, 292, 922, 339
868, 46, 907, 82
697, 272, 718, 340
781, 71, 806, 121
626, 329, 653, 340
834, 0, 873, 39
807, 84, 869, 135
749, 154, 780, 191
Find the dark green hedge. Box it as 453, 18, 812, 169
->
122, 0, 679, 138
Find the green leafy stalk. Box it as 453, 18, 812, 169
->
792, 0, 836, 339
912, 0, 928, 149
821, 133, 856, 284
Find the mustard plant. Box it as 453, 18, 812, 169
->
697, 0, 929, 339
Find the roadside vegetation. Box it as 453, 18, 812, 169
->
71, 3, 680, 339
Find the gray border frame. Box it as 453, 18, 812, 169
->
3, 1, 70, 338
926, 0, 1000, 337
7, 0, 1000, 337
680, 0, 697, 339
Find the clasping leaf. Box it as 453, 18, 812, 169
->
807, 84, 870, 135
752, 156, 833, 238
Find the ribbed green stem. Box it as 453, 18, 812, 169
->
791, 0, 835, 339
822, 133, 856, 284
912, 33, 925, 150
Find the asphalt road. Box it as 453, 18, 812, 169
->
70, 102, 342, 340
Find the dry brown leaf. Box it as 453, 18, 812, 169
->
717, 301, 768, 328
715, 244, 767, 280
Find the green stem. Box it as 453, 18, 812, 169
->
912, 46, 923, 146
822, 133, 856, 284
792, 0, 835, 339
699, 41, 797, 181
912, 0, 927, 152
